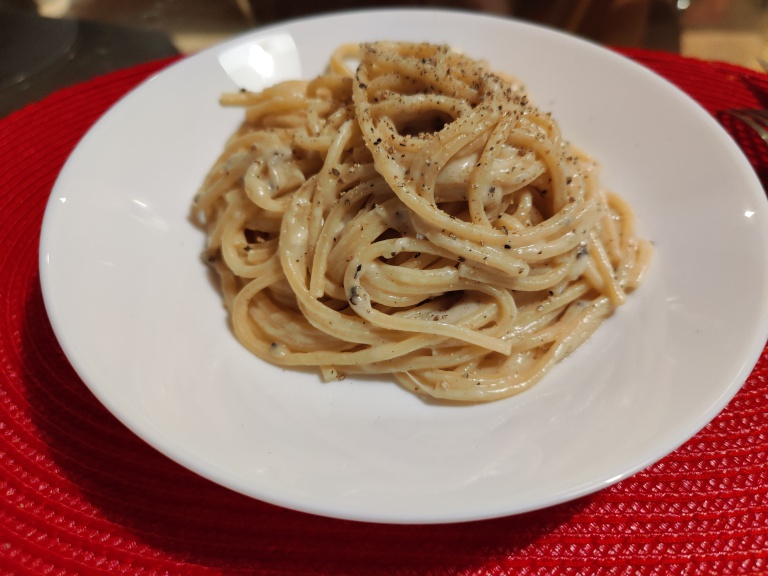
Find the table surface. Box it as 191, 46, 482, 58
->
3, 2, 768, 575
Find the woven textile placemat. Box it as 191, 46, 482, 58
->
1, 48, 768, 575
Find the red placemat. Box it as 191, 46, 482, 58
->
2, 48, 768, 575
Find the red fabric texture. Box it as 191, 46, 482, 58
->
1, 49, 768, 575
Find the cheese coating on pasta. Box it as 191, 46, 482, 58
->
193, 42, 651, 401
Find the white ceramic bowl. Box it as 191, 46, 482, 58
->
40, 9, 768, 523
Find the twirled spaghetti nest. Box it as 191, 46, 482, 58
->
193, 42, 651, 401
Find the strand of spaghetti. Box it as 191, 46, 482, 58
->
328, 43, 360, 76
588, 229, 627, 305
309, 166, 382, 298
221, 216, 277, 279
467, 119, 515, 226
234, 244, 452, 367
345, 240, 516, 354
399, 297, 613, 401
306, 119, 356, 291
280, 176, 400, 345
238, 284, 450, 368
357, 112, 591, 256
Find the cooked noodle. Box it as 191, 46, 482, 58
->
193, 42, 652, 401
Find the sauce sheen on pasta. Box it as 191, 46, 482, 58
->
192, 42, 652, 402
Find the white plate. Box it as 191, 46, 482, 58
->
39, 9, 768, 524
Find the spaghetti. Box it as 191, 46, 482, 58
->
193, 42, 651, 401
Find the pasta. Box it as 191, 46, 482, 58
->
192, 42, 652, 402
